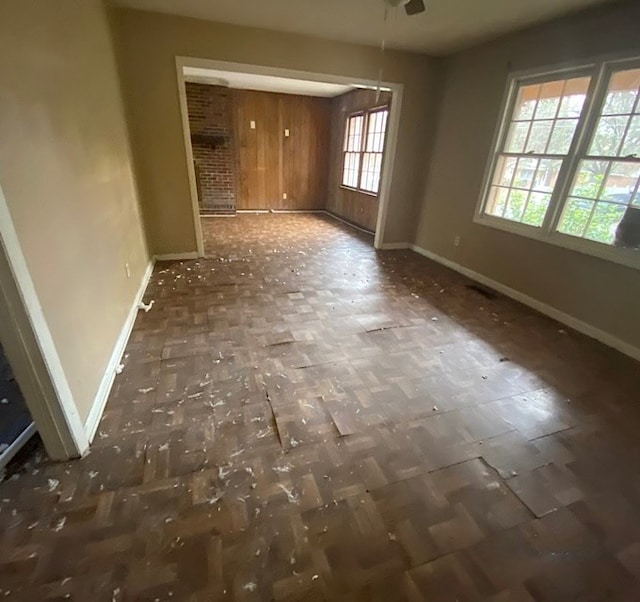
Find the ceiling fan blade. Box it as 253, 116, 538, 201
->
404, 0, 425, 15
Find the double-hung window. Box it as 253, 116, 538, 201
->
342, 107, 389, 195
478, 58, 640, 268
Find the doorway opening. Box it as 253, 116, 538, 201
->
176, 58, 403, 255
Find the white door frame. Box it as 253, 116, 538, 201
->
0, 184, 88, 461
175, 56, 404, 255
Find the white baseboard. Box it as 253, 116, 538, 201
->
84, 259, 155, 442
381, 242, 410, 250
154, 252, 199, 261
322, 211, 375, 236
409, 243, 640, 363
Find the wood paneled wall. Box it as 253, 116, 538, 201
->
232, 90, 331, 210
327, 89, 392, 232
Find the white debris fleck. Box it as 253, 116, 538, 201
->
47, 479, 60, 492
53, 516, 66, 532
0, 398, 8, 404
273, 464, 292, 473
138, 388, 154, 394
388, 532, 398, 541
88, 471, 99, 479
139, 300, 155, 312
115, 364, 125, 375
277, 483, 299, 504
158, 443, 169, 452
243, 582, 257, 592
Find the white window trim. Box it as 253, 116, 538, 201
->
474, 56, 640, 271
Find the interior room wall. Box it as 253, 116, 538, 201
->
414, 0, 640, 353
112, 8, 442, 254
327, 88, 393, 232
0, 0, 150, 423
185, 83, 237, 213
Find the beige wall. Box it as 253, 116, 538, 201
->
112, 8, 442, 253
415, 0, 640, 352
0, 0, 150, 422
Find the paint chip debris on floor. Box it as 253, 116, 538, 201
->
1, 213, 640, 600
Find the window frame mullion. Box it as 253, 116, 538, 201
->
357, 111, 369, 191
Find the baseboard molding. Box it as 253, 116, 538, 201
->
235, 209, 325, 215
409, 243, 640, 363
154, 252, 199, 261
381, 242, 410, 250
322, 211, 375, 236
84, 259, 155, 442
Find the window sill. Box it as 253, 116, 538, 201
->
473, 214, 640, 271
340, 185, 379, 198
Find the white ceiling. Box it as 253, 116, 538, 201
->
183, 67, 355, 97
112, 0, 614, 55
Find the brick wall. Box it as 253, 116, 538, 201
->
185, 83, 236, 212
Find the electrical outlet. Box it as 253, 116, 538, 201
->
454, 236, 461, 247
125, 262, 131, 278
283, 193, 287, 200
250, 120, 256, 129
284, 128, 290, 137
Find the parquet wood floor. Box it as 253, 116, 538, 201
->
2, 213, 640, 601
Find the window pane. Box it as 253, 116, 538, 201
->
344, 115, 364, 152
602, 68, 640, 115
505, 122, 530, 153
486, 186, 508, 217
570, 160, 608, 198
513, 83, 539, 120
522, 192, 551, 226
558, 77, 590, 118
534, 80, 563, 119
494, 156, 517, 187
527, 121, 553, 154
504, 189, 528, 222
558, 198, 593, 237
532, 159, 562, 192
600, 162, 640, 202
513, 158, 537, 189
366, 109, 388, 153
342, 151, 360, 187
547, 119, 578, 154
621, 115, 640, 157
584, 202, 627, 244
589, 116, 628, 156
588, 68, 640, 158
